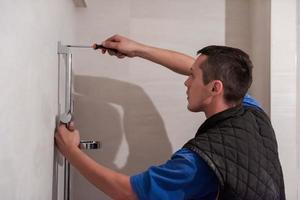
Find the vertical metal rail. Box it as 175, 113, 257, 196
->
57, 41, 101, 200
57, 42, 72, 200
64, 52, 72, 200
65, 53, 73, 116
63, 159, 70, 200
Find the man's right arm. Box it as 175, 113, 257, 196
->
100, 35, 195, 76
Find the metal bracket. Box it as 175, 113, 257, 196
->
58, 41, 71, 54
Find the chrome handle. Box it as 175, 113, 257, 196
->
80, 140, 101, 150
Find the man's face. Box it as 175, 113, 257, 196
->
184, 55, 213, 112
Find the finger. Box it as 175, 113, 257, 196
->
58, 124, 66, 132
69, 121, 74, 126
68, 121, 75, 131
107, 49, 117, 56
101, 49, 106, 54
102, 40, 119, 50
54, 137, 64, 154
58, 124, 71, 135
54, 133, 61, 146
105, 34, 121, 42
116, 53, 126, 59
54, 132, 58, 139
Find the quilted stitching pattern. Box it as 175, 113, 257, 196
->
184, 106, 285, 200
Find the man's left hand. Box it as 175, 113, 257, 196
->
55, 122, 80, 157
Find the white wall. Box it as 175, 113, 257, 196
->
271, 0, 298, 199
70, 0, 225, 199
0, 1, 76, 200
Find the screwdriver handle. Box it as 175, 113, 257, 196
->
93, 44, 120, 54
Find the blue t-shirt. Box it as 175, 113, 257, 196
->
130, 94, 261, 200
130, 148, 219, 200
243, 93, 262, 110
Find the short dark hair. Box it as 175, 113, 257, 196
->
197, 45, 253, 104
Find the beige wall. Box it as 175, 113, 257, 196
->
225, 0, 271, 114
225, 0, 251, 54
249, 0, 271, 115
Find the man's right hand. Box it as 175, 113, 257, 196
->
98, 34, 194, 76
100, 35, 144, 58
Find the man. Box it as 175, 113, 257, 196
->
55, 35, 285, 199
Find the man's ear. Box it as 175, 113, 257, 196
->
211, 80, 223, 95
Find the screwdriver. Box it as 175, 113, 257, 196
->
67, 44, 121, 54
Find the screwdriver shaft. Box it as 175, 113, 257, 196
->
66, 45, 92, 48
67, 44, 122, 55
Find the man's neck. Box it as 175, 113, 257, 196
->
204, 100, 236, 118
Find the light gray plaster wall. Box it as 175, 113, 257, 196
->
0, 1, 76, 200
70, 0, 225, 199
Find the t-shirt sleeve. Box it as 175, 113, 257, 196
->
130, 148, 219, 200
243, 93, 262, 110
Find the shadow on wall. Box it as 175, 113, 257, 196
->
71, 75, 172, 200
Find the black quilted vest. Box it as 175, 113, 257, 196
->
183, 106, 285, 200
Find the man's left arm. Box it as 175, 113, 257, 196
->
55, 125, 138, 200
